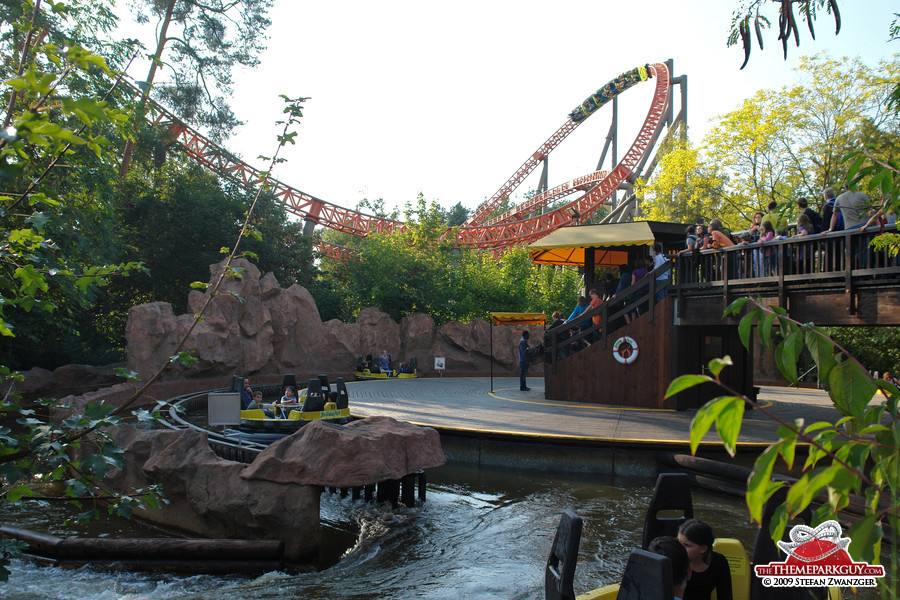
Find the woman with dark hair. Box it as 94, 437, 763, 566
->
677, 519, 733, 600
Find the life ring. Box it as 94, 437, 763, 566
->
612, 336, 639, 364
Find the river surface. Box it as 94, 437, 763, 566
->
4, 463, 766, 599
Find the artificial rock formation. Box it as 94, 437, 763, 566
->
8, 364, 123, 402
242, 417, 446, 487
108, 416, 445, 563
109, 426, 321, 563
125, 258, 539, 382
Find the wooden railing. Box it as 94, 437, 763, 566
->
674, 224, 899, 314
544, 261, 672, 366
544, 224, 900, 365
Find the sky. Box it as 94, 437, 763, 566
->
119, 1, 898, 218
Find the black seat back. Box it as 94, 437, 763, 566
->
641, 473, 693, 550
751, 487, 827, 600
317, 374, 330, 393
545, 509, 582, 600
356, 356, 365, 371
409, 356, 418, 371
230, 375, 243, 392
302, 378, 327, 412
616, 548, 674, 600
335, 377, 349, 409
281, 374, 297, 394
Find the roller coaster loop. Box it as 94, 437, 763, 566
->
455, 62, 670, 248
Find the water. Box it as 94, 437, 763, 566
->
1, 463, 765, 599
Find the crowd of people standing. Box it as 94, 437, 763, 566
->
677, 186, 895, 281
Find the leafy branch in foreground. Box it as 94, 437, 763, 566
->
666, 297, 898, 598
729, 0, 841, 69
0, 2, 308, 582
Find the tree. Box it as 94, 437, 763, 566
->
824, 327, 900, 379
314, 191, 585, 325
0, 2, 161, 579
119, 0, 273, 175
635, 135, 734, 225
0, 2, 309, 580
444, 201, 470, 227
641, 54, 900, 232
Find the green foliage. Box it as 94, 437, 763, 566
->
643, 54, 900, 233
317, 193, 584, 325
667, 298, 900, 595
635, 133, 732, 224
0, 3, 170, 575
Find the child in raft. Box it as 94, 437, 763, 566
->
677, 518, 733, 600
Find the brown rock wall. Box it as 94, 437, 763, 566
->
125, 258, 542, 382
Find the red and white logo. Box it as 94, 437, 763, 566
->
754, 520, 884, 588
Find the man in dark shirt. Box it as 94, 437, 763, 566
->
240, 377, 253, 409
518, 330, 530, 391
648, 536, 691, 600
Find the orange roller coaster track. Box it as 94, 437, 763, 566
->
125, 61, 671, 253
129, 85, 404, 238
455, 62, 670, 248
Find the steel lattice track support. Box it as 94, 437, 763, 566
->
313, 241, 357, 261
481, 170, 609, 227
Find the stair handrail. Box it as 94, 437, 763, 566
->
544, 260, 672, 367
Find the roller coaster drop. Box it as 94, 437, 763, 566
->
133, 61, 680, 254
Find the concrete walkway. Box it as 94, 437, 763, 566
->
346, 376, 849, 450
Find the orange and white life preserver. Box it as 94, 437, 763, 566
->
612, 336, 639, 364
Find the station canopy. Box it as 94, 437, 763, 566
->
527, 221, 682, 267
489, 312, 547, 326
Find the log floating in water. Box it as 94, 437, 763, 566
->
20, 556, 287, 574
0, 526, 286, 573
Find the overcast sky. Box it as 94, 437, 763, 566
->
121, 1, 898, 217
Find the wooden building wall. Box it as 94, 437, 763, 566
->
543, 297, 754, 410
544, 297, 675, 408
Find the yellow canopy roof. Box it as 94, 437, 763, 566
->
527, 221, 657, 267
489, 312, 547, 326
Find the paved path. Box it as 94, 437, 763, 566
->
346, 377, 850, 449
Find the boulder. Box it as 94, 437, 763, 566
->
355, 307, 401, 360
241, 417, 446, 487
125, 302, 179, 381
8, 366, 56, 399
52, 364, 122, 392
270, 284, 326, 372
320, 319, 361, 372
400, 313, 434, 373
109, 426, 320, 563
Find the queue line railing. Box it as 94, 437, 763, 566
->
674, 224, 899, 314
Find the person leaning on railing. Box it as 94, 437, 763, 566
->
652, 242, 668, 300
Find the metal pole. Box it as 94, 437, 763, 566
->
490, 322, 494, 393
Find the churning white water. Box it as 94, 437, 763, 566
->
3, 463, 763, 600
